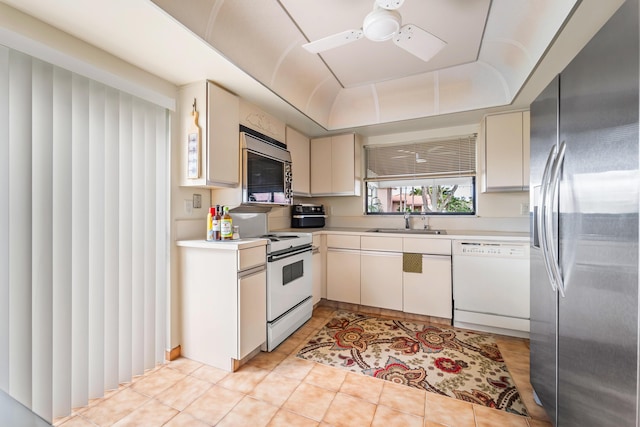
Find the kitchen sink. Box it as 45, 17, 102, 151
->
366, 228, 447, 235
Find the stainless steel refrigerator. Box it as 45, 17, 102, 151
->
529, 0, 639, 425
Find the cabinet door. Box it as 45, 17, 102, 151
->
312, 250, 322, 304
485, 112, 524, 191
238, 269, 266, 359
326, 249, 360, 304
310, 137, 332, 195
361, 251, 402, 310
286, 126, 311, 196
331, 134, 356, 194
179, 82, 207, 187
207, 82, 240, 187
403, 255, 452, 319
522, 111, 530, 189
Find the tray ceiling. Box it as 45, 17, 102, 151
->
150, 0, 578, 131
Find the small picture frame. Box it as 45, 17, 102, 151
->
187, 98, 201, 179
187, 131, 200, 179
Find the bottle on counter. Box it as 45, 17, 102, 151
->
221, 206, 233, 240
206, 207, 214, 241
214, 204, 222, 240
212, 206, 220, 241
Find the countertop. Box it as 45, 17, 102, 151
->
176, 238, 268, 250
275, 227, 530, 242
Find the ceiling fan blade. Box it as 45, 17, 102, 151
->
302, 29, 364, 53
393, 24, 446, 62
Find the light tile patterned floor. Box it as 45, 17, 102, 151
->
55, 305, 552, 427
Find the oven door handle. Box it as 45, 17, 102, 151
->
268, 245, 312, 262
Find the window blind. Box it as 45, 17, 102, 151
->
365, 135, 476, 180
0, 46, 169, 422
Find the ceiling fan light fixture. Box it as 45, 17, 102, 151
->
363, 8, 401, 41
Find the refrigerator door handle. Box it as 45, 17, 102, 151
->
538, 144, 558, 292
544, 140, 566, 297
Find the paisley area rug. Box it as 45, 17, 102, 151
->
296, 310, 528, 416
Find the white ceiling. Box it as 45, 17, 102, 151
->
0, 0, 627, 137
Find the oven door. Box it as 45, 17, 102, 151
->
266, 246, 312, 322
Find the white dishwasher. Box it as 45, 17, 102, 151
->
452, 240, 530, 338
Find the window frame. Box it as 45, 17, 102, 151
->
363, 135, 477, 216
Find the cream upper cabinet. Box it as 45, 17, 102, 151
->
179, 81, 240, 188
310, 137, 332, 195
484, 111, 530, 192
310, 133, 361, 196
286, 126, 311, 196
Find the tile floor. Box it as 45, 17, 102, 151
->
54, 305, 552, 427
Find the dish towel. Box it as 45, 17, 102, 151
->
403, 253, 422, 274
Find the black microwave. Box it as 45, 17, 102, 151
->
241, 127, 293, 206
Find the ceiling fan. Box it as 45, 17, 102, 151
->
301, 0, 446, 62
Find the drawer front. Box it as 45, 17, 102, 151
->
326, 234, 360, 250
361, 236, 402, 252
238, 245, 266, 271
403, 238, 451, 255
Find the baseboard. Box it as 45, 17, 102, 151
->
165, 345, 181, 361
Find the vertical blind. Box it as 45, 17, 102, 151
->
0, 46, 169, 422
365, 135, 477, 180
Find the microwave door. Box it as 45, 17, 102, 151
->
243, 149, 292, 205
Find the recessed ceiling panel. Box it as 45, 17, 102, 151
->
280, 0, 490, 87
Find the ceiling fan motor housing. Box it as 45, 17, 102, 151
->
363, 8, 401, 41
375, 0, 405, 10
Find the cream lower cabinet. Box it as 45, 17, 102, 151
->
326, 234, 361, 304
402, 238, 452, 319
238, 268, 267, 359
360, 236, 403, 311
361, 251, 403, 310
403, 255, 452, 319
178, 243, 266, 371
312, 234, 323, 304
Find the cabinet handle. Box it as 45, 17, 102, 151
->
238, 265, 266, 279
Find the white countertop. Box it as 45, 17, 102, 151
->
176, 238, 268, 250
275, 227, 530, 242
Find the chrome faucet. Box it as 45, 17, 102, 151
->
404, 212, 410, 229
422, 214, 430, 230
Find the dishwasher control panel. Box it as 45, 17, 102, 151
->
456, 242, 527, 257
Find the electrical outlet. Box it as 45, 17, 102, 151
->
193, 193, 202, 209
520, 203, 530, 215
184, 199, 193, 215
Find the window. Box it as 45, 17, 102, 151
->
365, 135, 476, 215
